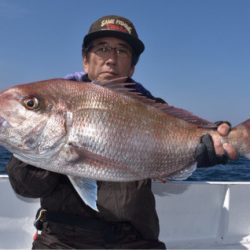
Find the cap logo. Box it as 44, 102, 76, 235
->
101, 18, 132, 34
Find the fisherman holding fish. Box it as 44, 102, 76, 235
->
5, 15, 237, 249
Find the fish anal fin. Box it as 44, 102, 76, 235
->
165, 163, 197, 181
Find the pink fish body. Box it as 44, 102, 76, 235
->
1, 79, 250, 210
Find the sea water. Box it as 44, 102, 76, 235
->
1, 146, 250, 181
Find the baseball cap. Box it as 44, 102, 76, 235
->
82, 15, 145, 61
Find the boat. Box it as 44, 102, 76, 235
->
1, 174, 250, 249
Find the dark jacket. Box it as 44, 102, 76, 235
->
6, 74, 166, 249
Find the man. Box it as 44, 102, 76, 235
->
6, 15, 237, 249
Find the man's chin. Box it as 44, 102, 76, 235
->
98, 73, 119, 81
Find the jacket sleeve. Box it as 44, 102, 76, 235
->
6, 155, 61, 198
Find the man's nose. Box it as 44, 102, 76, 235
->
105, 52, 118, 63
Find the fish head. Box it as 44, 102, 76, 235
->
0, 81, 68, 162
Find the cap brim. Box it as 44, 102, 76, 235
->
83, 30, 145, 55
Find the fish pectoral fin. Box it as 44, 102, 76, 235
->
165, 163, 197, 181
65, 143, 136, 177
68, 175, 99, 212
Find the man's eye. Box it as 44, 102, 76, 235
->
97, 47, 108, 53
117, 48, 128, 54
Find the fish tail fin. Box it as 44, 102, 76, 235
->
229, 119, 250, 159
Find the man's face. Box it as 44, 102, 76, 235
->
83, 37, 135, 81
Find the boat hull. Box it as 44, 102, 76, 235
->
1, 175, 250, 249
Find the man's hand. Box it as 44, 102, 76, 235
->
213, 122, 238, 160
196, 122, 238, 167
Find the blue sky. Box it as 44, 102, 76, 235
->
0, 0, 249, 126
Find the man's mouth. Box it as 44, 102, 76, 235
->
102, 71, 117, 75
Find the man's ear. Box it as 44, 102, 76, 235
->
83, 56, 89, 73
128, 65, 135, 77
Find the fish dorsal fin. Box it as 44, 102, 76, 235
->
93, 76, 129, 87
94, 79, 216, 128
153, 102, 217, 128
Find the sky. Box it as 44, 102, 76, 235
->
0, 0, 249, 126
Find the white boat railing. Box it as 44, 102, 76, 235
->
153, 181, 250, 249
1, 174, 250, 249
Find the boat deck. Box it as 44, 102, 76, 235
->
1, 175, 250, 249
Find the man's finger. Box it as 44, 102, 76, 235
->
223, 143, 238, 160
217, 123, 231, 136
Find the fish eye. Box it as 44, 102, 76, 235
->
23, 97, 40, 110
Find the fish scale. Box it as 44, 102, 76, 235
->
71, 100, 189, 180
